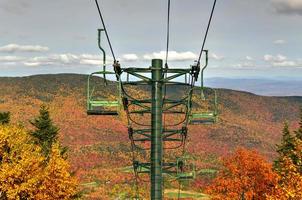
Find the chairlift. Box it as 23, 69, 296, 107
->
87, 29, 120, 115
176, 156, 196, 181
189, 50, 218, 125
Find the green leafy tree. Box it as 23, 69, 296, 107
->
274, 122, 295, 172
30, 105, 59, 157
0, 112, 10, 125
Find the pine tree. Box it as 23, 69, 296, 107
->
294, 108, 302, 141
274, 122, 295, 172
30, 105, 59, 157
293, 108, 302, 172
0, 112, 10, 125
269, 111, 302, 199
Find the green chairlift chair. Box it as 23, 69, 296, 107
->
176, 156, 196, 181
189, 50, 218, 125
87, 29, 120, 115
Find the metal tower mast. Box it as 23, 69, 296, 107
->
89, 1, 218, 199
151, 59, 164, 199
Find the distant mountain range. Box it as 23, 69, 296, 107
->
205, 78, 302, 96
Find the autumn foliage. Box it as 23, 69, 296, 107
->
268, 112, 302, 200
208, 111, 302, 200
0, 74, 302, 199
206, 148, 278, 200
0, 124, 78, 199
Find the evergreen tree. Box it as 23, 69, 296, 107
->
293, 108, 302, 172
274, 122, 295, 172
294, 107, 302, 140
30, 105, 59, 157
0, 112, 10, 125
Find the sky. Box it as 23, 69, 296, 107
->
0, 0, 302, 79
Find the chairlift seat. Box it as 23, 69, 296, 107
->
177, 171, 195, 180
89, 100, 119, 107
189, 112, 216, 125
87, 100, 119, 115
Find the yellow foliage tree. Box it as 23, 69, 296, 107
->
268, 140, 302, 200
0, 125, 78, 200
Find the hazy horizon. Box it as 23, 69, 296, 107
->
1, 73, 301, 97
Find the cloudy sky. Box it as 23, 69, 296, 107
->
0, 0, 302, 79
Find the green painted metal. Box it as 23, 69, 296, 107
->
189, 89, 218, 124
132, 157, 196, 182
151, 59, 163, 200
200, 50, 209, 100
189, 49, 219, 125
86, 30, 120, 116
89, 100, 119, 107
176, 156, 196, 181
98, 29, 108, 81
87, 72, 120, 115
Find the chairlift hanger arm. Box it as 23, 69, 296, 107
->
97, 29, 106, 67
95, 0, 117, 62
201, 50, 209, 90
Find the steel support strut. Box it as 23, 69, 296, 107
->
151, 59, 163, 200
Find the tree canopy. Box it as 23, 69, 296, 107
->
206, 148, 277, 200
0, 122, 78, 199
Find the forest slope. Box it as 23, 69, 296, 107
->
0, 73, 301, 198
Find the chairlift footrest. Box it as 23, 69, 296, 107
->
87, 110, 119, 115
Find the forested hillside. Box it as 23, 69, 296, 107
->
0, 74, 301, 199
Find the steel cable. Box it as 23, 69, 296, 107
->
197, 0, 217, 65
165, 0, 171, 67
95, 0, 117, 61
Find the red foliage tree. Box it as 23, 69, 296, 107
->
206, 148, 278, 200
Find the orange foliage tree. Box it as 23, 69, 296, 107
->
206, 148, 278, 200
0, 125, 78, 200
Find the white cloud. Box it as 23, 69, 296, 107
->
1, 51, 227, 68
21, 53, 117, 67
246, 56, 253, 61
273, 39, 286, 44
143, 51, 224, 62
0, 55, 24, 62
264, 54, 287, 62
271, 0, 302, 15
272, 60, 297, 67
0, 44, 49, 53
232, 62, 255, 68
122, 54, 139, 62
210, 53, 225, 61
23, 54, 102, 67
23, 62, 42, 67
264, 54, 301, 67
0, 52, 123, 68
143, 51, 197, 61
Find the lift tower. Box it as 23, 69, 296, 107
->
89, 1, 218, 199
151, 59, 164, 199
